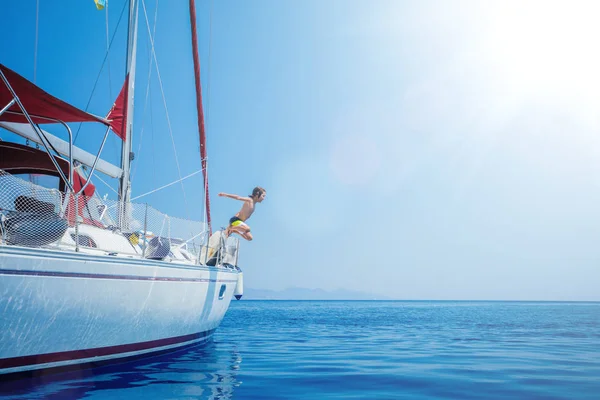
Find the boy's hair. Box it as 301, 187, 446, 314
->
250, 186, 266, 198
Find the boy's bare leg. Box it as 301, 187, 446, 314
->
229, 225, 253, 241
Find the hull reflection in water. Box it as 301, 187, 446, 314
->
0, 340, 243, 400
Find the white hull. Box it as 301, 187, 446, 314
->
0, 246, 239, 376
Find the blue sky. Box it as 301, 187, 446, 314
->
1, 0, 599, 300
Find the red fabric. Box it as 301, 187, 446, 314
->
106, 76, 128, 140
0, 64, 107, 125
73, 169, 96, 198
189, 0, 212, 234
66, 173, 103, 228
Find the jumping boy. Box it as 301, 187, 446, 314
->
218, 186, 266, 241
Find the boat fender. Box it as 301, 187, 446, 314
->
234, 271, 244, 300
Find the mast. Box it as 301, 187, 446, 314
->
118, 0, 139, 226
188, 0, 212, 234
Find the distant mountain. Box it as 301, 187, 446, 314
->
242, 286, 389, 300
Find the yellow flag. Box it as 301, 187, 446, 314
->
94, 0, 106, 10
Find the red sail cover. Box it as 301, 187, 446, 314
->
0, 64, 108, 125
106, 75, 128, 140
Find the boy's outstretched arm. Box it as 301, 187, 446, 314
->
218, 192, 251, 202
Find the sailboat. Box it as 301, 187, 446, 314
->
0, 0, 243, 377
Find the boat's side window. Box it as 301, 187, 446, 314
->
70, 234, 97, 248
218, 284, 226, 300
13, 173, 60, 190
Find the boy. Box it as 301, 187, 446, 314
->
218, 186, 266, 241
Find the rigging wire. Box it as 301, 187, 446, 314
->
79, 164, 119, 196
75, 0, 127, 202
149, 85, 158, 194
34, 0, 39, 83
131, 0, 159, 184
99, 181, 118, 196
105, 0, 113, 100
140, 0, 191, 219
130, 168, 205, 202
73, 0, 128, 145
103, 0, 121, 165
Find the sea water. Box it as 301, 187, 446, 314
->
1, 301, 599, 399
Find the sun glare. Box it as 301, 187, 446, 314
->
483, 0, 600, 105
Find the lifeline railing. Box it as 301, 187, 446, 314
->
0, 170, 239, 267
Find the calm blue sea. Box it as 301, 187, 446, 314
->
1, 301, 599, 399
